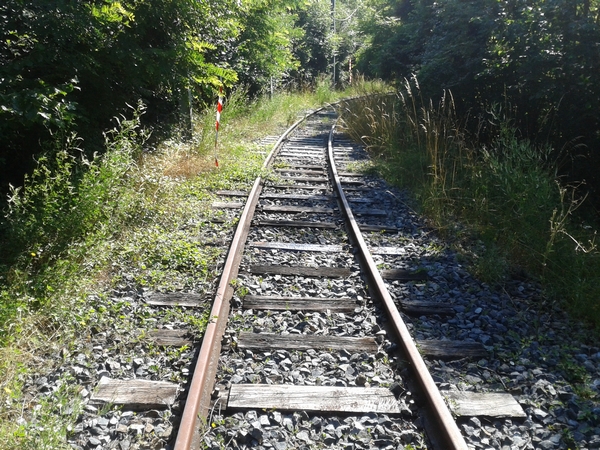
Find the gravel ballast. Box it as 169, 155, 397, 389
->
11, 112, 599, 450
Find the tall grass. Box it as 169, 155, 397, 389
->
0, 105, 150, 338
0, 104, 157, 448
340, 79, 600, 328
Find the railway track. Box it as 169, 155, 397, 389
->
59, 102, 600, 450
171, 106, 504, 450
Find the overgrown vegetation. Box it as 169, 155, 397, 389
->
0, 5, 366, 442
356, 0, 600, 212
340, 81, 600, 328
0, 81, 358, 447
0, 0, 367, 197
2, 0, 600, 443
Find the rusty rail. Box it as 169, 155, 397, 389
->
326, 124, 468, 450
173, 108, 323, 450
174, 107, 467, 450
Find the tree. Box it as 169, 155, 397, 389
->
0, 0, 240, 192
292, 0, 333, 86
332, 0, 369, 85
220, 0, 303, 95
357, 0, 600, 207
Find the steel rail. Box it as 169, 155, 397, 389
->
174, 108, 326, 450
327, 124, 468, 450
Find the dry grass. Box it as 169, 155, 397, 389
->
147, 147, 216, 180
0, 86, 339, 448
340, 80, 600, 329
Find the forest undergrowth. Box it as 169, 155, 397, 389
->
340, 79, 600, 331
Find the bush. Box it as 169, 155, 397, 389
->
340, 84, 600, 328
0, 105, 147, 339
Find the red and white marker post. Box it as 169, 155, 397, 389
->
215, 87, 223, 167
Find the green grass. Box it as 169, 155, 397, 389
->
340, 80, 600, 330
0, 81, 375, 448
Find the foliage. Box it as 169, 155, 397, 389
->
0, 0, 276, 194
330, 0, 371, 85
1, 372, 83, 450
228, 0, 302, 95
340, 81, 600, 327
292, 0, 334, 86
0, 104, 148, 336
356, 0, 600, 210
284, 0, 372, 89
0, 0, 368, 199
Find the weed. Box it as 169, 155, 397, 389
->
473, 244, 510, 284
315, 75, 335, 105
340, 77, 600, 329
2, 373, 83, 450
185, 309, 211, 335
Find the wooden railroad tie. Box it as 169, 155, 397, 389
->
259, 205, 336, 214
358, 224, 399, 233
279, 149, 324, 154
278, 154, 325, 160
401, 301, 455, 316
249, 241, 344, 253
212, 201, 244, 209
275, 156, 325, 162
282, 145, 324, 149
215, 189, 249, 197
347, 197, 373, 204
242, 295, 357, 312
381, 268, 430, 281
90, 377, 179, 411
370, 246, 407, 255
444, 391, 526, 418
340, 179, 366, 186
416, 340, 487, 360
278, 176, 330, 183
254, 220, 338, 229
352, 208, 387, 217
226, 385, 402, 414
261, 193, 335, 201
269, 184, 332, 191
237, 332, 378, 352
275, 168, 326, 175
249, 264, 352, 278
147, 329, 198, 347
278, 164, 324, 170
145, 292, 207, 308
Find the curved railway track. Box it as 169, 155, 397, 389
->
173, 106, 473, 449
56, 100, 600, 450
